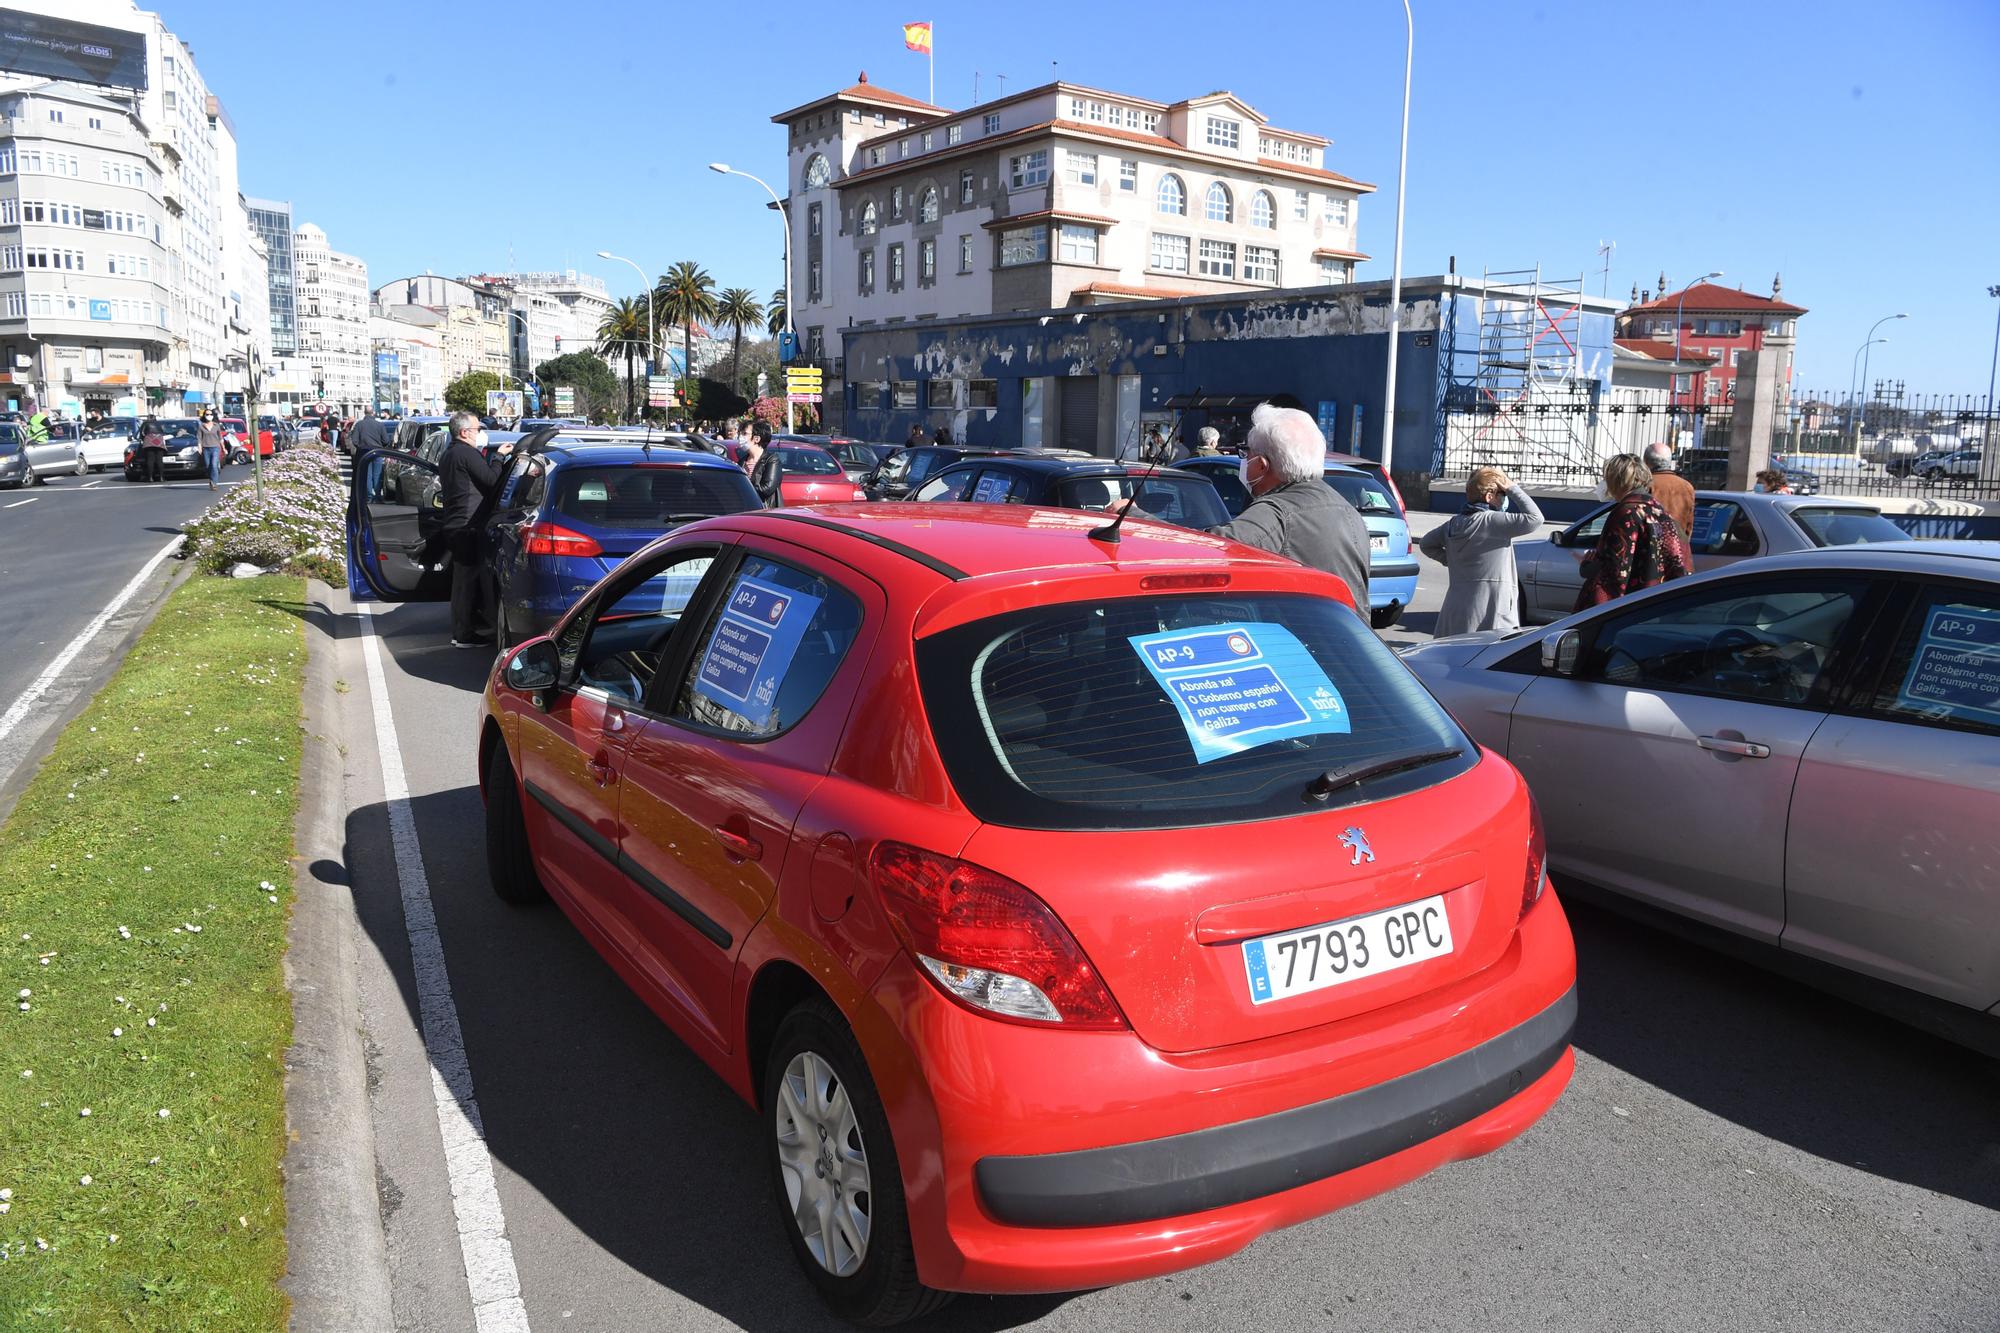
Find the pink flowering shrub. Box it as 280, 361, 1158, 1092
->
182, 441, 347, 580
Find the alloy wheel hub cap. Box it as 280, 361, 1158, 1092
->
775, 1050, 872, 1276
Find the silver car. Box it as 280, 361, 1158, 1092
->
0, 420, 86, 486
1400, 542, 2000, 1029
1514, 490, 1909, 624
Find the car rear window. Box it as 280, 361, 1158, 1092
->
1788, 507, 1908, 547
1325, 471, 1401, 516
1056, 475, 1230, 529
551, 465, 757, 528
772, 446, 842, 475
918, 592, 1474, 830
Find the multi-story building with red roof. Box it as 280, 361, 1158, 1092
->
1615, 276, 1805, 409
771, 75, 1374, 370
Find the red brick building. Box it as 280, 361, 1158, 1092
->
1616, 277, 1805, 408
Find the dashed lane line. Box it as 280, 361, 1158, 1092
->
3, 496, 35, 507
355, 605, 530, 1333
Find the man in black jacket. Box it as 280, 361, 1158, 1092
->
348, 408, 394, 456
436, 411, 503, 647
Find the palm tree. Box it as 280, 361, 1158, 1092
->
652, 261, 717, 394
765, 286, 788, 337
595, 296, 648, 421
714, 287, 764, 392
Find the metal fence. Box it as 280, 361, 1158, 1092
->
1766, 390, 1996, 501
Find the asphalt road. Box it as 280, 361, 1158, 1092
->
329, 523, 1998, 1333
0, 467, 238, 796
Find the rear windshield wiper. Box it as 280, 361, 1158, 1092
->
1304, 747, 1465, 804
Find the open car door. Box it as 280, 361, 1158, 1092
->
347, 447, 453, 602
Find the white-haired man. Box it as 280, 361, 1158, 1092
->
1205, 402, 1371, 612
1642, 441, 1695, 541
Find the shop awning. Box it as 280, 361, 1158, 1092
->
1162, 392, 1279, 410
183, 389, 210, 403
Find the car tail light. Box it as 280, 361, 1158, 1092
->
851, 487, 868, 500
870, 842, 1126, 1030
1521, 796, 1549, 920
1139, 572, 1231, 590
521, 522, 602, 558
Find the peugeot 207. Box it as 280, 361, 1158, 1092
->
350, 499, 1578, 1324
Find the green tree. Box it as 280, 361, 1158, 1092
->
444, 370, 500, 415
595, 296, 650, 421
733, 338, 779, 399
715, 287, 764, 391
765, 285, 788, 336
653, 261, 717, 395
533, 352, 620, 422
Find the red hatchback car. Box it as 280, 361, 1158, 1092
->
473, 505, 1577, 1323
719, 439, 869, 505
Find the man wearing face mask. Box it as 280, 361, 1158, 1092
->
436, 410, 505, 647
1203, 402, 1371, 613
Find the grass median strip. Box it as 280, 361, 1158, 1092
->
0, 574, 306, 1329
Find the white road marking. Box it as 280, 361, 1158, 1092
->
81, 479, 103, 489
0, 535, 182, 748
3, 497, 34, 508
356, 606, 529, 1333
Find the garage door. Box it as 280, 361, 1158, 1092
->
1059, 376, 1099, 453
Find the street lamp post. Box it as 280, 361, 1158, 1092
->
1984, 285, 1999, 444
1376, 0, 1412, 468
1854, 312, 1909, 450
1848, 337, 1887, 439
596, 249, 659, 419
711, 163, 796, 434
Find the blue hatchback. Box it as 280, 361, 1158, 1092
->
347, 437, 759, 644
1176, 457, 1419, 628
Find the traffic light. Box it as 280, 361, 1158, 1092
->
555, 335, 563, 353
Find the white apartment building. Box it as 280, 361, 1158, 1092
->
775, 78, 1373, 362
0, 81, 170, 417
370, 311, 443, 414
510, 269, 612, 361
293, 222, 370, 412
208, 96, 267, 413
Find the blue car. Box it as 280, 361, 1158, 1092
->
347, 435, 760, 645
1177, 456, 1419, 628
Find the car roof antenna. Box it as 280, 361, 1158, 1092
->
1090, 386, 1198, 545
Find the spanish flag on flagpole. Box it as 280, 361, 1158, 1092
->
903, 20, 933, 103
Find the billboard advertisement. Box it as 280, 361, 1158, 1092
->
0, 9, 148, 90
372, 350, 401, 412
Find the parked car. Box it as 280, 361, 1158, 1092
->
122, 419, 207, 481
0, 420, 86, 486
79, 421, 135, 472
222, 416, 278, 462
864, 443, 1026, 500
1399, 542, 2000, 1043
715, 440, 869, 504
1179, 457, 1420, 627
1920, 447, 1984, 483
1512, 491, 1911, 624
346, 435, 762, 645
342, 502, 1580, 1320
1678, 453, 1820, 494
807, 437, 900, 484
911, 452, 1231, 532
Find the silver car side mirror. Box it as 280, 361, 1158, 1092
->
1541, 629, 1583, 676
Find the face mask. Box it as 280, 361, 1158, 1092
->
1591, 479, 1610, 501
476, 430, 490, 450
1238, 455, 1254, 487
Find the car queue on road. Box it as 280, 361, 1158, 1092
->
337, 410, 1996, 1325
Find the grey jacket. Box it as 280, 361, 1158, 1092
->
1418, 484, 1544, 636
1208, 477, 1371, 611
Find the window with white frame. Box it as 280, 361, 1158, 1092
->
807, 202, 822, 237
1008, 150, 1049, 189
1157, 173, 1185, 215
850, 108, 862, 123
808, 260, 823, 302
1150, 232, 1190, 273
869, 145, 884, 167
1324, 195, 1350, 227
1063, 149, 1097, 185
1730, 348, 1743, 367
999, 225, 1048, 266
1317, 257, 1348, 284
983, 112, 1000, 134
948, 123, 962, 145
921, 131, 933, 151
888, 243, 904, 288
0, 245, 17, 270
920, 238, 936, 281
3, 292, 20, 317
859, 250, 875, 291
1206, 117, 1241, 149
890, 185, 905, 220
1204, 182, 1233, 223
1119, 159, 1137, 192
958, 168, 974, 203
958, 233, 973, 272
1294, 189, 1310, 220
1250, 190, 1275, 228
1198, 239, 1236, 278
899, 139, 910, 159
919, 186, 938, 223
1058, 224, 1098, 263
1244, 245, 1278, 283
1140, 111, 1162, 133
860, 200, 879, 234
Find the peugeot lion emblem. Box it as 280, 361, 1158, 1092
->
1340, 827, 1375, 867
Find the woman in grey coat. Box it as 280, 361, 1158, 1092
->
1418, 466, 1544, 636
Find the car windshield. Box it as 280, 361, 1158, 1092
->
1787, 507, 1909, 547
1324, 471, 1400, 515
918, 591, 1472, 830
551, 465, 758, 529
772, 446, 842, 475
1056, 475, 1229, 528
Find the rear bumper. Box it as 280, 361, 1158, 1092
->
1370, 558, 1422, 582
977, 985, 1574, 1228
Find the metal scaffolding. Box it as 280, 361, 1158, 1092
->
1440, 267, 1608, 486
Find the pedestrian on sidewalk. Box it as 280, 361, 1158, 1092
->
905, 423, 928, 448
1754, 467, 1792, 495
1644, 442, 1696, 540
436, 410, 504, 647
1575, 453, 1692, 611
197, 409, 224, 490
1419, 466, 1545, 635
744, 423, 784, 507
139, 413, 167, 482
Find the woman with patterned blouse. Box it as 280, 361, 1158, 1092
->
1575, 453, 1693, 611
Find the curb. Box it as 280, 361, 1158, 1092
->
282, 579, 395, 1331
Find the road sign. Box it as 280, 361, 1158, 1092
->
778, 330, 800, 362
646, 374, 677, 408
552, 386, 575, 414
791, 392, 823, 403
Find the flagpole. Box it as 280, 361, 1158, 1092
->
928, 20, 934, 104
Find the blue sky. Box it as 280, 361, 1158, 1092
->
163, 0, 2000, 393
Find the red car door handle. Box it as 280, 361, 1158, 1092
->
587, 750, 616, 785
715, 826, 763, 862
